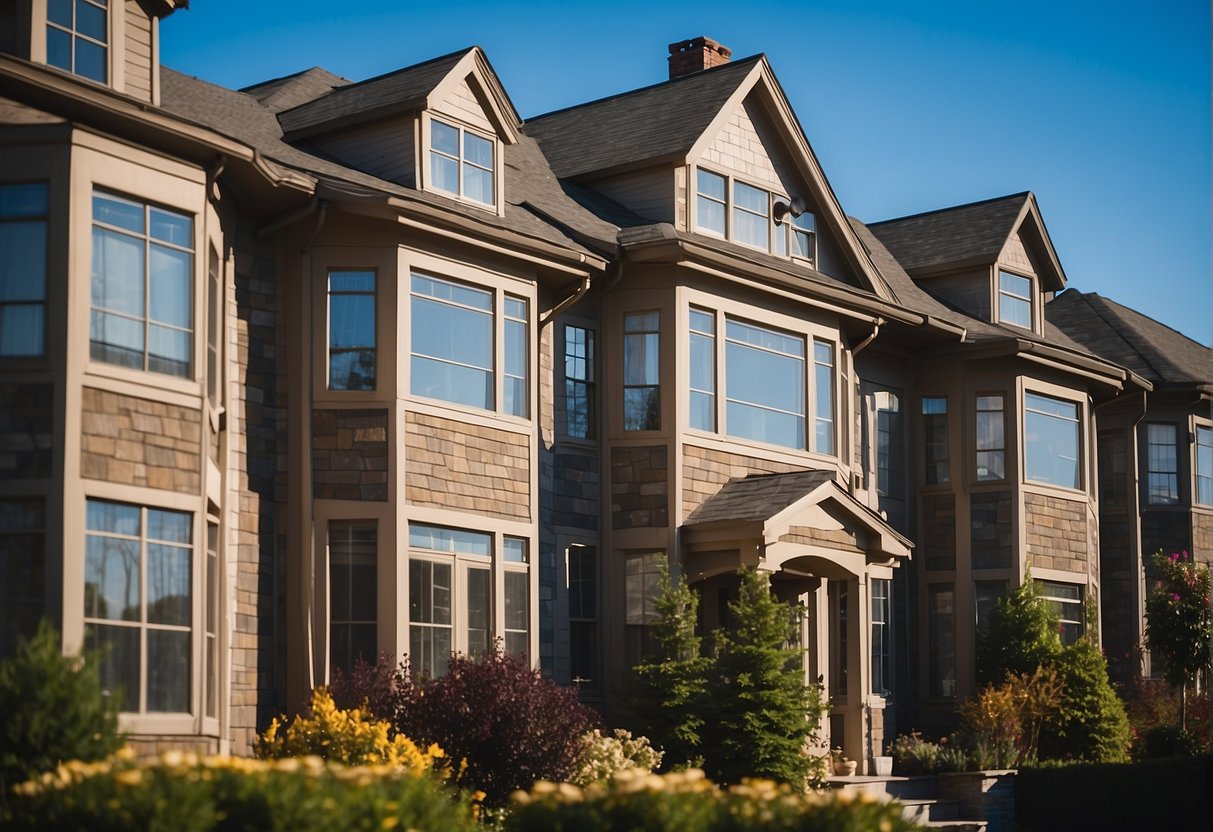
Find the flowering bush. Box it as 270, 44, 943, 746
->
1122, 676, 1213, 756
254, 688, 445, 775
506, 768, 922, 832
568, 729, 662, 787
888, 731, 942, 775
2, 750, 478, 832
958, 666, 1063, 768
1144, 550, 1212, 730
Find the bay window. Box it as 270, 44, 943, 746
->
1146, 424, 1178, 505
875, 391, 903, 498
624, 552, 663, 665
0, 183, 48, 358
91, 192, 194, 378
1038, 580, 1084, 645
688, 309, 715, 431
1024, 392, 1080, 489
1197, 425, 1212, 506
928, 583, 956, 700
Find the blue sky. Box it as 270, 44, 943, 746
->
162, 1, 1211, 345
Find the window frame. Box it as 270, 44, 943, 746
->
1145, 422, 1180, 505
624, 551, 664, 666
1196, 422, 1213, 507
623, 310, 661, 432
326, 269, 378, 392
328, 520, 378, 676
975, 393, 1006, 482
996, 269, 1034, 330
870, 577, 892, 696
425, 114, 498, 210
45, 0, 110, 84
566, 542, 599, 692
0, 182, 49, 359
927, 583, 957, 701
561, 322, 596, 441
1037, 579, 1084, 645
691, 166, 817, 266
922, 396, 949, 485
1023, 390, 1082, 491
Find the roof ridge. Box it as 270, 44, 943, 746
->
1070, 290, 1167, 379
1087, 291, 1213, 352
867, 191, 1031, 227
239, 65, 344, 93
524, 53, 763, 124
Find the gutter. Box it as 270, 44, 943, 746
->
540, 276, 591, 325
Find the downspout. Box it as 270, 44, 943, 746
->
540, 275, 591, 325
851, 317, 884, 356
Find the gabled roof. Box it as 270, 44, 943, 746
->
868, 192, 1029, 273
242, 67, 351, 114
1046, 290, 1212, 389
524, 56, 761, 180
276, 47, 521, 142
684, 470, 835, 526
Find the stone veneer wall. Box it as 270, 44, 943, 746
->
1023, 492, 1089, 571
405, 412, 530, 520
681, 445, 801, 519
311, 409, 388, 501
80, 387, 200, 493
0, 383, 53, 479
611, 445, 667, 528
1194, 513, 1213, 567
922, 493, 956, 571
1142, 510, 1194, 566
971, 491, 1012, 570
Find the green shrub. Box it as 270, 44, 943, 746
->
1138, 724, 1200, 759
1040, 638, 1130, 763
505, 769, 922, 832
2, 752, 478, 832
888, 731, 941, 775
0, 619, 123, 791
569, 729, 662, 787
957, 667, 1063, 768
976, 571, 1063, 687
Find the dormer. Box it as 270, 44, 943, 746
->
868, 192, 1066, 337
0, 0, 184, 103
274, 47, 520, 216
525, 37, 897, 302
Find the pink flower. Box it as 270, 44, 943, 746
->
1170, 553, 1180, 561
1172, 593, 1182, 602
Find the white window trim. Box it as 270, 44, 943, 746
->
421, 112, 501, 214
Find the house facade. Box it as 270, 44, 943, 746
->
1, 8, 1209, 770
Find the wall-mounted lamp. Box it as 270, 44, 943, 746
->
773, 195, 806, 225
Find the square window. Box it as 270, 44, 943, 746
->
46, 0, 108, 83
429, 118, 495, 207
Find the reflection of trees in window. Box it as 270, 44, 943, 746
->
625, 552, 663, 664
623, 312, 660, 431
564, 325, 595, 439
975, 395, 1005, 481
327, 271, 376, 391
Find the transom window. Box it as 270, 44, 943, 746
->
975, 395, 1005, 481
1146, 423, 1178, 505
0, 183, 48, 358
91, 192, 194, 378
47, 0, 108, 84
327, 270, 376, 391
693, 168, 817, 266
84, 499, 193, 714
1197, 425, 1213, 506
1024, 392, 1080, 489
997, 271, 1032, 329
429, 118, 495, 206
563, 325, 595, 439
410, 273, 528, 417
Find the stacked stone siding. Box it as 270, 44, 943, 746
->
781, 525, 861, 554
1100, 508, 1137, 681
312, 409, 389, 501
0, 383, 53, 479
1023, 492, 1088, 571
405, 412, 530, 519
971, 491, 1012, 570
1141, 509, 1192, 564
682, 445, 801, 519
611, 445, 668, 528
1194, 513, 1213, 568
922, 492, 956, 571
80, 387, 201, 493
551, 449, 599, 530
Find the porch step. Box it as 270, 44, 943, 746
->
897, 797, 960, 823
922, 823, 987, 832
828, 775, 988, 831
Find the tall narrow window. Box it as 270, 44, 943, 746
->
1146, 424, 1178, 505
504, 296, 528, 417
923, 397, 949, 484
206, 247, 222, 405
870, 578, 891, 695
0, 183, 48, 358
928, 584, 956, 699
975, 395, 1005, 481
329, 521, 377, 675
411, 273, 493, 410
732, 181, 770, 249
503, 537, 529, 659
47, 0, 108, 83
564, 325, 595, 438
0, 498, 44, 658
997, 271, 1032, 329
84, 500, 192, 713
726, 319, 805, 448
91, 192, 194, 377
429, 119, 495, 206
814, 340, 835, 455
1196, 425, 1213, 506
409, 558, 452, 677
205, 522, 219, 719
1098, 429, 1127, 510
623, 312, 660, 431
875, 391, 903, 499
624, 552, 663, 665
688, 309, 716, 431
695, 169, 726, 237
790, 212, 817, 265
974, 580, 1006, 638
829, 580, 848, 695
327, 270, 376, 391
1025, 393, 1080, 489
567, 544, 598, 690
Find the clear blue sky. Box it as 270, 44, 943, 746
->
162, 0, 1211, 345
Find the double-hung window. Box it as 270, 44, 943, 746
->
1024, 392, 1080, 489
411, 273, 528, 416
923, 397, 949, 484
47, 0, 108, 84
91, 192, 193, 378
429, 118, 495, 206
623, 312, 660, 431
1196, 425, 1213, 506
84, 499, 193, 713
695, 169, 727, 237
1146, 424, 1179, 505
329, 521, 377, 675
997, 271, 1032, 329
328, 270, 376, 391
563, 325, 595, 439
0, 183, 48, 358
975, 395, 1005, 481
875, 391, 903, 499
732, 181, 770, 249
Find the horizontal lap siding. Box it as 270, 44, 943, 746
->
124, 2, 153, 103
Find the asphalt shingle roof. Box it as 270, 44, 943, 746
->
242, 67, 351, 114
867, 193, 1028, 273
683, 470, 834, 526
1046, 290, 1212, 386
524, 56, 761, 180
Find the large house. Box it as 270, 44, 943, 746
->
1, 5, 1208, 769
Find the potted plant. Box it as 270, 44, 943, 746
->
831, 747, 858, 776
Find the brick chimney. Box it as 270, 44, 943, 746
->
668, 36, 731, 79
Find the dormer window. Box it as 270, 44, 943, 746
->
429, 118, 495, 207
693, 167, 816, 267
47, 0, 108, 84
997, 270, 1032, 329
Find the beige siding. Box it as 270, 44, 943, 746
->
311, 116, 415, 186
593, 168, 674, 223
698, 100, 794, 192
123, 1, 154, 104
404, 412, 529, 520
682, 444, 805, 520
781, 525, 861, 554
432, 76, 494, 133
999, 232, 1036, 277
79, 387, 201, 494
1024, 492, 1090, 571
